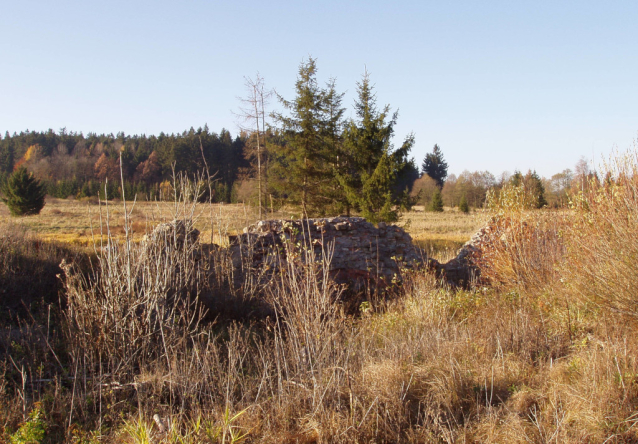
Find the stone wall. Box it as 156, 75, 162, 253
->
228, 217, 425, 287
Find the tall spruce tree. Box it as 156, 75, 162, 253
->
321, 78, 347, 214
271, 58, 343, 216
337, 71, 414, 223
1, 167, 46, 216
524, 170, 547, 208
422, 144, 448, 188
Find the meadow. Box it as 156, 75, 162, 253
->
0, 198, 485, 259
2, 159, 638, 443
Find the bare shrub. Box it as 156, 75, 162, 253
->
478, 184, 566, 293
563, 150, 638, 320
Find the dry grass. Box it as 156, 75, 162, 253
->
0, 197, 291, 247
0, 199, 484, 262
3, 156, 638, 443
399, 205, 486, 261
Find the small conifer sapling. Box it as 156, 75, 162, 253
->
429, 188, 444, 212
459, 195, 469, 213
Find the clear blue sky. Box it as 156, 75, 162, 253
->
2, 0, 637, 177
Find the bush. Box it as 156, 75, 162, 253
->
477, 183, 566, 292
1, 168, 46, 216
10, 405, 45, 444
563, 151, 638, 319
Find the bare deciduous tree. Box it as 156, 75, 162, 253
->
234, 73, 273, 219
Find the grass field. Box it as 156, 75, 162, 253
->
0, 198, 485, 259
398, 205, 486, 261
0, 197, 287, 246
3, 163, 638, 442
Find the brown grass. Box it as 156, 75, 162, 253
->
3, 158, 638, 443
0, 197, 292, 247
0, 199, 484, 262
399, 206, 486, 261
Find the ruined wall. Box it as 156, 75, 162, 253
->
228, 217, 424, 286
146, 217, 484, 289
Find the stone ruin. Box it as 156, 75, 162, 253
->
227, 216, 484, 288
228, 217, 424, 288
143, 217, 486, 289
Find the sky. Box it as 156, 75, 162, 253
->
2, 0, 638, 177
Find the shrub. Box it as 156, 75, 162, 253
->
478, 183, 565, 292
10, 405, 45, 444
563, 151, 638, 320
1, 167, 46, 216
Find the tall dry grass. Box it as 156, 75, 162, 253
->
4, 152, 638, 442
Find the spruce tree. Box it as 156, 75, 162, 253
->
1, 167, 46, 216
0, 132, 14, 173
510, 170, 523, 187
337, 71, 414, 222
429, 188, 444, 212
422, 144, 448, 188
525, 170, 547, 208
271, 58, 337, 216
459, 194, 469, 213
321, 77, 347, 214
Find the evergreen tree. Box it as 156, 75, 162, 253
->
321, 77, 347, 214
271, 58, 337, 216
510, 170, 523, 187
0, 132, 14, 173
422, 144, 448, 188
429, 187, 444, 212
1, 167, 46, 216
524, 170, 547, 208
459, 194, 469, 213
337, 71, 414, 222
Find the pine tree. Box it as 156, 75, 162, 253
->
459, 194, 469, 213
1, 167, 46, 216
429, 187, 444, 212
422, 144, 448, 188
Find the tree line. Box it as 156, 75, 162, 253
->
0, 126, 248, 203
412, 149, 598, 211
0, 57, 598, 220
0, 58, 422, 222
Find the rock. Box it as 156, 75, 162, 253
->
142, 219, 199, 247
429, 225, 490, 287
